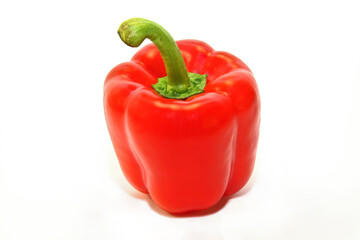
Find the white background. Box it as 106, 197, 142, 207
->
1, 0, 360, 239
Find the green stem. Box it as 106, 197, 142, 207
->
118, 18, 190, 93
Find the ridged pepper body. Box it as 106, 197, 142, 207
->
104, 40, 260, 213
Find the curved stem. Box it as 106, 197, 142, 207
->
118, 18, 190, 93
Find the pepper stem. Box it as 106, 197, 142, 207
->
118, 18, 190, 93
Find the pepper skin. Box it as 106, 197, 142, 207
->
104, 19, 260, 213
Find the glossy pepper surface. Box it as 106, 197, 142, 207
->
104, 18, 260, 213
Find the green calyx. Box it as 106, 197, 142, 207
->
118, 18, 207, 99
153, 73, 207, 99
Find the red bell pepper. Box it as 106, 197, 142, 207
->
104, 18, 260, 213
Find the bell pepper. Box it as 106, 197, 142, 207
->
104, 18, 260, 213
